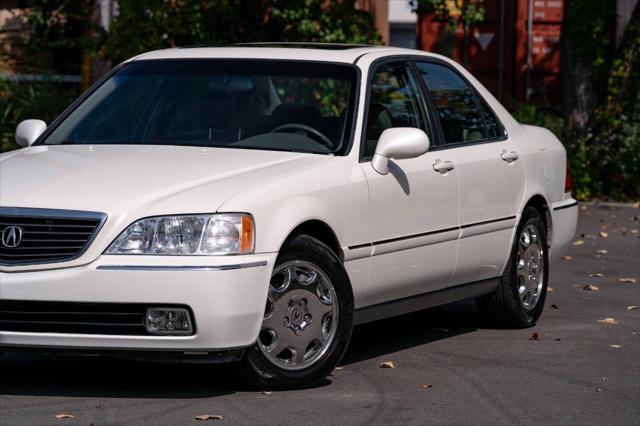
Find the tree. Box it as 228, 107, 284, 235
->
559, 0, 616, 139
560, 0, 640, 200
105, 0, 381, 63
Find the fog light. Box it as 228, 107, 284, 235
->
145, 307, 193, 335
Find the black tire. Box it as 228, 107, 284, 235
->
239, 234, 354, 390
476, 207, 549, 328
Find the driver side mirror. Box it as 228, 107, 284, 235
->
15, 119, 47, 147
371, 128, 430, 175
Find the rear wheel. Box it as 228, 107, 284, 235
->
240, 235, 354, 389
476, 207, 549, 328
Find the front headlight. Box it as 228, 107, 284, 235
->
105, 213, 254, 255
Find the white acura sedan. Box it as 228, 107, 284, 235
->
0, 43, 577, 389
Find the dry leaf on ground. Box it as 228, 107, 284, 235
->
572, 240, 584, 246
618, 277, 637, 284
551, 304, 559, 309
583, 284, 600, 291
380, 361, 395, 369
596, 249, 608, 255
609, 344, 622, 348
599, 231, 609, 238
547, 286, 554, 292
598, 318, 618, 324
195, 415, 223, 421
562, 255, 572, 260
627, 305, 638, 310
529, 332, 541, 340
54, 414, 75, 420
589, 272, 604, 278
420, 384, 433, 389
334, 366, 344, 371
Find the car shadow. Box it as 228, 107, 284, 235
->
0, 299, 480, 398
342, 298, 480, 365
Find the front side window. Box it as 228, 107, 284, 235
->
363, 62, 428, 158
39, 60, 357, 155
416, 62, 502, 144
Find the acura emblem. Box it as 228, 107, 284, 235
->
1, 226, 23, 248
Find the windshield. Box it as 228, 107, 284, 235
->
40, 59, 358, 154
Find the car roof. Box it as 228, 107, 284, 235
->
130, 43, 434, 65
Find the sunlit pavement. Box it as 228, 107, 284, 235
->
1, 203, 638, 425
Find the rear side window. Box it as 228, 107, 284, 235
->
416, 62, 502, 145
363, 62, 428, 158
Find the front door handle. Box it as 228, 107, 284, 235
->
433, 160, 455, 173
501, 150, 519, 162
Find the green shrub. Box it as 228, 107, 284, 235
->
0, 79, 79, 152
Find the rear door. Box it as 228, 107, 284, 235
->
359, 60, 460, 307
415, 60, 525, 284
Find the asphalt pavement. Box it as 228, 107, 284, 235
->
1, 203, 639, 425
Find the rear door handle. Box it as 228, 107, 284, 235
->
433, 160, 455, 173
501, 151, 519, 162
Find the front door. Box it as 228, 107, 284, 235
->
360, 61, 460, 307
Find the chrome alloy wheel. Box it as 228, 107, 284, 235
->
258, 260, 339, 371
516, 224, 545, 310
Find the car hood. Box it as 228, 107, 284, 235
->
0, 145, 311, 215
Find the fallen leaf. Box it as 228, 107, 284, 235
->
529, 332, 541, 340
195, 415, 223, 421
631, 229, 639, 234
380, 361, 395, 369
596, 249, 608, 255
551, 304, 559, 309
603, 377, 609, 381
589, 272, 604, 278
598, 318, 618, 324
627, 305, 638, 310
562, 255, 572, 260
595, 388, 603, 393
420, 384, 433, 389
334, 366, 344, 371
583, 284, 600, 291
609, 344, 622, 348
618, 277, 637, 284
572, 240, 584, 246
547, 286, 554, 292
259, 390, 272, 395
599, 232, 609, 238
54, 414, 75, 420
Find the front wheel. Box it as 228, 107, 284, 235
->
476, 207, 549, 328
239, 235, 354, 389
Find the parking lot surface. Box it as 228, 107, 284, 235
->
1, 203, 638, 425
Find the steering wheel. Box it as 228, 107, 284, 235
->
271, 123, 334, 149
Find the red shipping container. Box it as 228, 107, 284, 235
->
417, 0, 563, 105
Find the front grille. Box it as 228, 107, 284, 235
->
0, 300, 195, 336
0, 207, 106, 265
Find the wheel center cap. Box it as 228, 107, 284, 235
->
284, 296, 312, 335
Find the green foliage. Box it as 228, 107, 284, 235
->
411, 0, 485, 26
562, 0, 616, 104
25, 0, 105, 74
105, 0, 381, 63
0, 80, 79, 153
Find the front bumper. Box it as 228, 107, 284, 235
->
0, 253, 276, 353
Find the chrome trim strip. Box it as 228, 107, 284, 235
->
553, 201, 578, 211
96, 261, 268, 271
